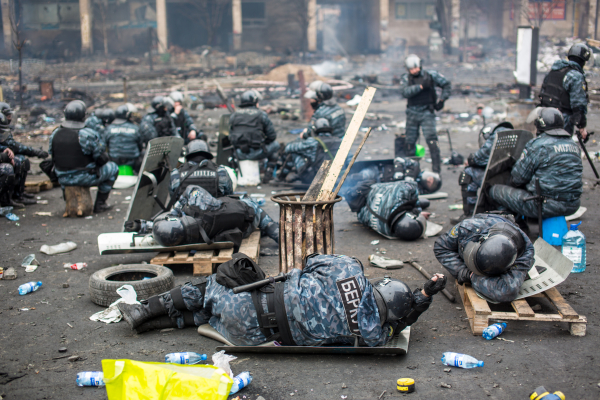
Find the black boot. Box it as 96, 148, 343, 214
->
263, 163, 275, 184
135, 311, 195, 334
427, 140, 441, 173
395, 135, 407, 158
405, 142, 416, 158
94, 191, 113, 213
21, 192, 34, 199
117, 296, 168, 330
12, 193, 36, 205
450, 189, 476, 224
0, 175, 24, 208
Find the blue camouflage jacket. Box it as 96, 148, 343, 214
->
357, 181, 421, 238
0, 131, 38, 156
85, 115, 106, 140
140, 112, 179, 143
309, 100, 346, 138
204, 254, 427, 346
400, 70, 451, 112
169, 161, 234, 198
511, 131, 583, 202
104, 121, 143, 162
550, 60, 588, 116
172, 109, 198, 138
48, 126, 106, 177
433, 214, 534, 303
470, 126, 512, 167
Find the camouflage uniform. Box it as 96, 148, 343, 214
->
357, 181, 421, 239
434, 214, 534, 303
171, 185, 278, 242
462, 125, 513, 210
85, 115, 106, 140
230, 108, 280, 163
0, 132, 44, 198
400, 70, 451, 172
162, 254, 431, 346
489, 131, 582, 218
0, 162, 15, 204
104, 121, 143, 167
48, 127, 118, 193
140, 112, 179, 144
170, 161, 234, 198
173, 109, 204, 144
542, 60, 588, 134
309, 100, 346, 138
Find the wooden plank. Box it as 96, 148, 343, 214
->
464, 286, 492, 315
279, 206, 287, 273
151, 252, 171, 263
544, 287, 579, 320
239, 230, 261, 262
511, 299, 535, 317
213, 248, 234, 263
193, 250, 215, 262
193, 261, 212, 276
316, 87, 377, 201
173, 251, 191, 262
315, 206, 323, 254
302, 160, 332, 201
329, 127, 373, 200
305, 206, 314, 256
329, 207, 335, 253
293, 205, 303, 269
285, 206, 294, 271
324, 208, 332, 254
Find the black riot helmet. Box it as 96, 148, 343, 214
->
391, 211, 426, 241
418, 171, 442, 194
371, 278, 414, 326
114, 104, 137, 124
567, 43, 591, 67
478, 121, 514, 147
152, 213, 200, 247
313, 118, 333, 135
462, 221, 526, 277
0, 102, 13, 123
151, 96, 166, 111
240, 90, 261, 107
533, 107, 564, 134
186, 139, 213, 160
305, 81, 333, 102
96, 108, 115, 125
0, 113, 10, 142
63, 100, 87, 129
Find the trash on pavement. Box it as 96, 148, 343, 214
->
64, 262, 87, 271
165, 352, 207, 365
396, 378, 415, 393
18, 281, 42, 295
89, 285, 140, 324
3, 267, 17, 280
425, 221, 444, 237
448, 204, 463, 210
21, 254, 39, 267
25, 265, 38, 272
230, 371, 252, 395
212, 350, 236, 378
40, 241, 77, 255
76, 371, 105, 387
370, 240, 379, 245
346, 95, 362, 106
5, 213, 19, 221
482, 322, 507, 340
102, 359, 233, 399
530, 386, 566, 400
368, 254, 403, 270
34, 212, 52, 216
441, 352, 484, 368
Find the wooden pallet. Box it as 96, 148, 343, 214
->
25, 176, 54, 193
150, 231, 261, 276
456, 282, 586, 337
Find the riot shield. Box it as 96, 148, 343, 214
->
473, 129, 534, 216
123, 136, 184, 230
98, 232, 233, 255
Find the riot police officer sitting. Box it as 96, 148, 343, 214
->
140, 96, 178, 143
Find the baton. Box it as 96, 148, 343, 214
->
232, 274, 288, 294
576, 129, 599, 182
406, 260, 455, 303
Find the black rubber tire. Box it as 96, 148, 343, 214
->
89, 264, 175, 307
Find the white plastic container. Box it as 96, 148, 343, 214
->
237, 160, 261, 186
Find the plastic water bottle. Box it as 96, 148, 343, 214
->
165, 352, 207, 365
441, 352, 484, 368
76, 371, 105, 387
64, 263, 87, 270
562, 222, 586, 273
482, 322, 507, 340
18, 281, 42, 295
229, 371, 252, 395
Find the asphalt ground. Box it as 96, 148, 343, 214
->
0, 96, 599, 399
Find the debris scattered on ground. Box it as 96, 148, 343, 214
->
3, 267, 17, 280
40, 241, 77, 255
440, 383, 452, 388
370, 240, 379, 245
90, 285, 140, 324
368, 254, 403, 269
444, 368, 451, 373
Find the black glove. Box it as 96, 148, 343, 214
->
572, 110, 587, 129
423, 275, 447, 296
457, 268, 472, 285
467, 153, 476, 167
35, 149, 49, 159
434, 100, 445, 111
0, 152, 10, 164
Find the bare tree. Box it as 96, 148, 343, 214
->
94, 0, 110, 66
9, 0, 24, 109
179, 0, 231, 47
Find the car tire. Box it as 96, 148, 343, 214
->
89, 264, 174, 307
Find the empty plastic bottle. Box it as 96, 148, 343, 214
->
18, 281, 42, 295
482, 322, 507, 340
76, 371, 105, 387
441, 352, 484, 368
562, 222, 586, 273
165, 352, 207, 365
64, 263, 87, 270
229, 371, 252, 395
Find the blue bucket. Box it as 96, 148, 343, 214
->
542, 216, 568, 245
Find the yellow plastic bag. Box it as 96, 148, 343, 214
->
102, 359, 233, 400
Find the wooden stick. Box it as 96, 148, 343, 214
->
329, 127, 373, 200
316, 87, 377, 201
302, 160, 332, 201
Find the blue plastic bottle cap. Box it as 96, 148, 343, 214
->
478, 361, 484, 367
570, 221, 582, 230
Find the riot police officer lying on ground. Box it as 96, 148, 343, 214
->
434, 213, 534, 303
488, 108, 583, 221
118, 253, 447, 346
